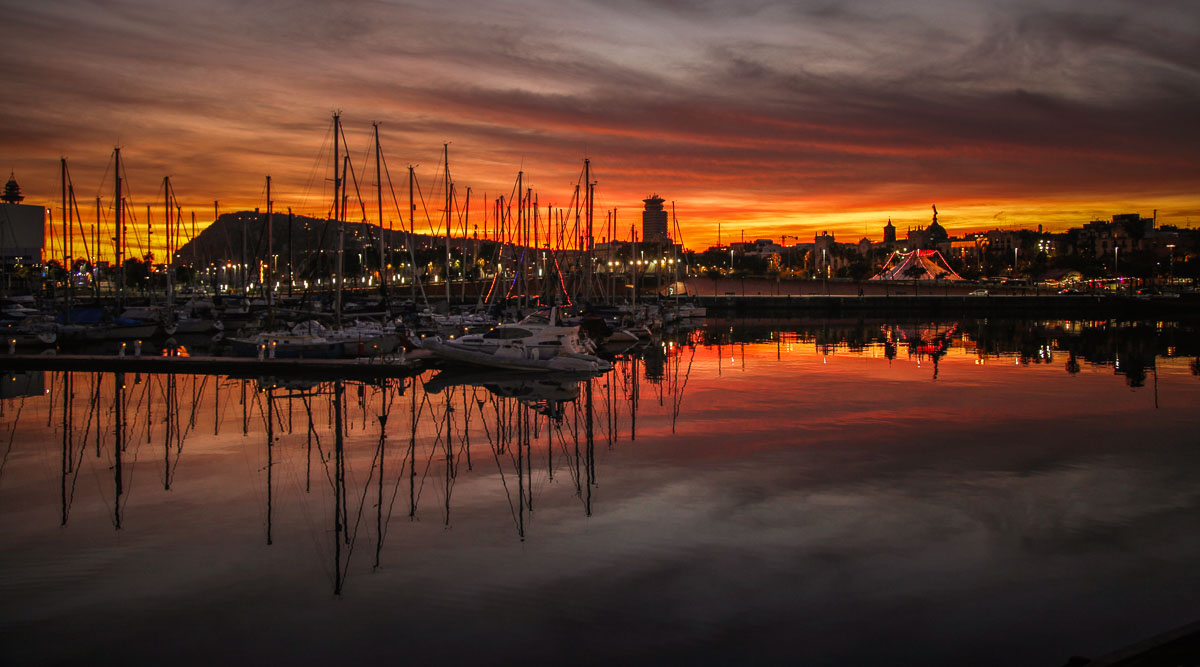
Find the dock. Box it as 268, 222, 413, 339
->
695, 293, 1200, 318
1, 351, 432, 380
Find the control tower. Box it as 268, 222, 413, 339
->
641, 195, 669, 244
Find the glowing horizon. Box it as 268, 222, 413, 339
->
5, 1, 1199, 262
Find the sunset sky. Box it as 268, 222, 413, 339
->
3, 0, 1198, 258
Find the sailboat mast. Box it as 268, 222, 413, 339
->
164, 176, 174, 311
266, 175, 274, 326
672, 201, 679, 304
463, 186, 470, 302
337, 155, 347, 328
375, 123, 386, 301
241, 208, 249, 297
61, 158, 72, 319
287, 208, 293, 297
60, 159, 67, 271
409, 164, 415, 299
610, 208, 617, 305
444, 143, 451, 306
94, 196, 100, 299
584, 158, 592, 301
332, 113, 343, 327
333, 113, 341, 231
114, 147, 124, 304
517, 170, 524, 309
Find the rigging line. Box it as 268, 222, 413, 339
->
302, 393, 337, 493
93, 150, 114, 202
117, 386, 152, 517
490, 429, 522, 533
69, 180, 92, 262
0, 397, 27, 484
270, 430, 338, 591
477, 395, 499, 448
63, 409, 92, 523
380, 147, 430, 305
451, 182, 467, 232
554, 425, 581, 485
117, 160, 149, 261
380, 426, 415, 541
414, 424, 440, 510
367, 383, 400, 541
354, 133, 374, 205
507, 170, 520, 205
127, 378, 148, 442
671, 344, 697, 429
411, 384, 446, 440
343, 149, 370, 224
298, 120, 334, 216
413, 168, 438, 237
125, 202, 146, 261
232, 385, 268, 521
76, 376, 98, 456
180, 375, 209, 445
341, 426, 385, 578
47, 370, 57, 428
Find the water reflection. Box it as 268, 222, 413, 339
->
702, 317, 1200, 387
1, 362, 645, 595
3, 317, 1200, 665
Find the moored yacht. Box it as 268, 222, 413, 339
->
420, 308, 612, 372
227, 322, 341, 359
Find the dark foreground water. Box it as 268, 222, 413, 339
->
2, 318, 1200, 666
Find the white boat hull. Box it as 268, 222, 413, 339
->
423, 339, 611, 373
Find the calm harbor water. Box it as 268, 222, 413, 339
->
2, 318, 1200, 666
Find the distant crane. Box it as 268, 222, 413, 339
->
780, 234, 801, 246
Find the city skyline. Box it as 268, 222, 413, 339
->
4, 0, 1198, 258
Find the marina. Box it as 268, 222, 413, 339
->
3, 131, 1200, 665
6, 1, 1200, 661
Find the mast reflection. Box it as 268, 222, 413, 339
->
4, 316, 1199, 596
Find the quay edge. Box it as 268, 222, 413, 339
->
694, 294, 1200, 319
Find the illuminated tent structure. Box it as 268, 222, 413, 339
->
871, 249, 963, 281
659, 281, 691, 297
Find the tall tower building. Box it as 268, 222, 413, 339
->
2, 172, 24, 204
883, 218, 896, 244
642, 195, 669, 244
0, 172, 45, 265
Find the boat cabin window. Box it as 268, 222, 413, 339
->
483, 327, 533, 339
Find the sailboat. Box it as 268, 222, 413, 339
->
228, 115, 403, 359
